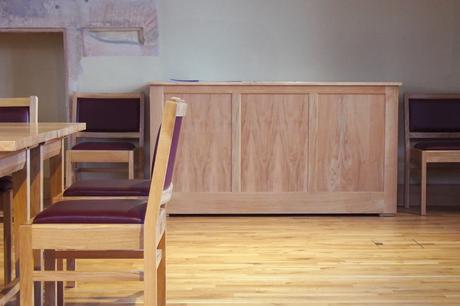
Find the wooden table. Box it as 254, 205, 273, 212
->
0, 122, 85, 305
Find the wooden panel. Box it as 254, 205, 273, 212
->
165, 93, 233, 192
308, 94, 385, 192
149, 83, 399, 214
241, 94, 309, 192
168, 192, 385, 214
384, 87, 399, 214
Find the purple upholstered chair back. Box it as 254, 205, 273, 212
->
75, 95, 142, 132
0, 96, 36, 123
0, 107, 30, 123
164, 116, 183, 189
151, 100, 186, 190
408, 96, 460, 133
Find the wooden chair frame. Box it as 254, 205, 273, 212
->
20, 100, 185, 305
0, 97, 66, 304
0, 97, 35, 287
404, 93, 460, 215
66, 93, 145, 185
0, 96, 38, 123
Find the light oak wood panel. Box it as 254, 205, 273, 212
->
0, 122, 86, 152
165, 93, 233, 192
241, 94, 309, 192
383, 87, 399, 214
168, 192, 384, 214
149, 83, 400, 214
308, 94, 385, 192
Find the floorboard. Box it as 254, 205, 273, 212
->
2, 210, 460, 305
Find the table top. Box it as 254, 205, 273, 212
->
0, 122, 86, 151
150, 81, 403, 86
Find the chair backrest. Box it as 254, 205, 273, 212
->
144, 98, 187, 241
404, 94, 460, 148
150, 97, 187, 189
72, 93, 144, 144
405, 94, 460, 140
0, 96, 38, 123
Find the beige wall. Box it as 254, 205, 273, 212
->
78, 0, 460, 93
0, 32, 65, 122
76, 0, 460, 196
2, 1, 460, 201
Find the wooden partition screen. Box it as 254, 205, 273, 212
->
149, 82, 400, 215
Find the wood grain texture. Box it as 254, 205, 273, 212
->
150, 81, 402, 87
7, 211, 458, 305
0, 151, 26, 178
241, 94, 309, 192
149, 83, 399, 214
150, 86, 165, 174
165, 93, 233, 192
168, 192, 384, 214
48, 139, 64, 202
383, 87, 399, 214
231, 94, 241, 192
308, 94, 385, 192
0, 123, 86, 152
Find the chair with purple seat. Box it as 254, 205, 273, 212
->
19, 98, 185, 306
0, 96, 37, 287
61, 96, 186, 204
404, 93, 460, 215
66, 93, 145, 185
55, 97, 185, 290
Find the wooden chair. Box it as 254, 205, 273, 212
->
66, 93, 144, 186
404, 93, 460, 215
56, 97, 185, 289
58, 96, 186, 204
0, 96, 37, 287
19, 99, 185, 306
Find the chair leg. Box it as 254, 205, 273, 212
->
34, 250, 43, 306
44, 250, 57, 306
57, 259, 64, 306
404, 147, 411, 209
2, 190, 13, 286
420, 155, 427, 216
65, 151, 74, 188
144, 248, 158, 306
128, 151, 135, 179
19, 225, 34, 306
157, 234, 166, 306
66, 258, 76, 288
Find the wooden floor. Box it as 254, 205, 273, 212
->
3, 209, 460, 305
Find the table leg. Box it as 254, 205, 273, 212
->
12, 151, 30, 278
30, 145, 44, 306
45, 139, 65, 301
2, 190, 13, 285
49, 139, 64, 204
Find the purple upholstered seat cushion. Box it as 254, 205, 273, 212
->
414, 140, 460, 151
72, 142, 135, 151
63, 179, 150, 197
0, 176, 13, 192
33, 199, 146, 224
0, 106, 30, 123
